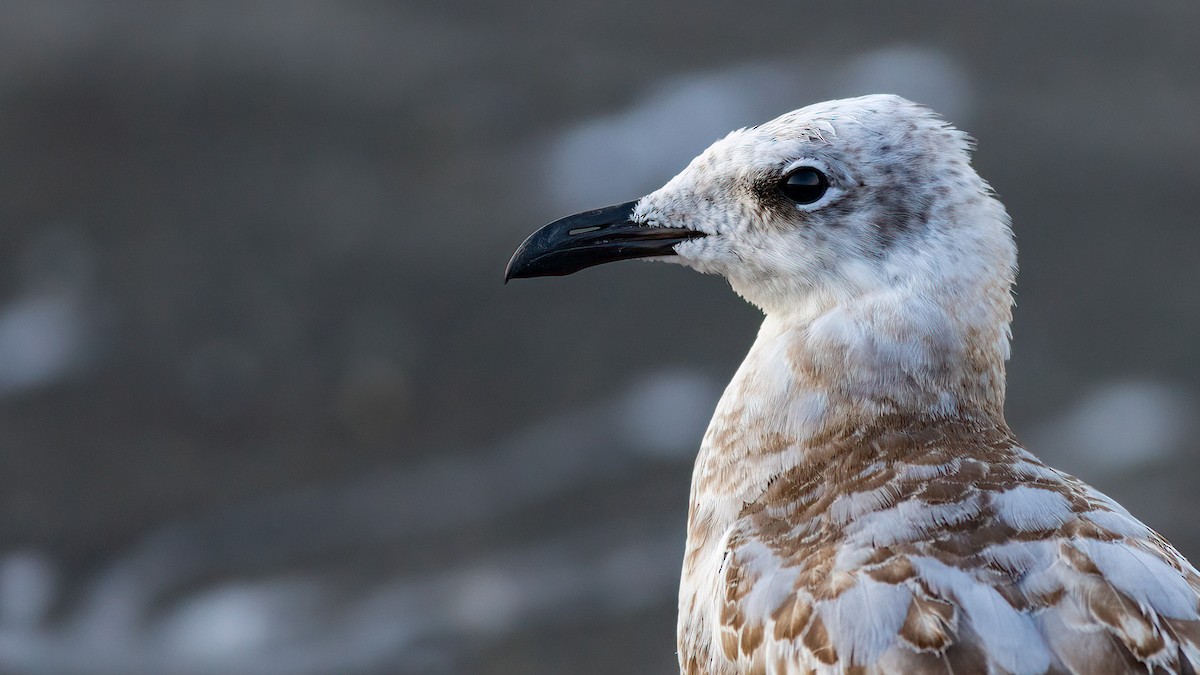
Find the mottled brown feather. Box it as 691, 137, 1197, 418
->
686, 414, 1200, 674
899, 594, 957, 652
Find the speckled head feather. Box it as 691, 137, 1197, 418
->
508, 94, 1200, 675
641, 95, 1013, 320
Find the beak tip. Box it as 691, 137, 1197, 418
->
503, 256, 523, 283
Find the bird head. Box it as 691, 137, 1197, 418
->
507, 94, 1015, 323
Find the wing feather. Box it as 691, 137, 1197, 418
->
705, 428, 1200, 675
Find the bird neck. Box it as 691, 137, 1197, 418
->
687, 282, 1012, 531
774, 279, 1012, 424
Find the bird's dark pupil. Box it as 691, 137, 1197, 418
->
781, 168, 829, 205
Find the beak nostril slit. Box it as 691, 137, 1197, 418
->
568, 226, 602, 236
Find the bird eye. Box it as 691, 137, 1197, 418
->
780, 167, 829, 205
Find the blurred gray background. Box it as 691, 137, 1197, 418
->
0, 1, 1197, 673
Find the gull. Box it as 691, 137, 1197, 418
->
505, 94, 1200, 675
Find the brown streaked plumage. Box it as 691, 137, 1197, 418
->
506, 95, 1200, 674
685, 412, 1200, 674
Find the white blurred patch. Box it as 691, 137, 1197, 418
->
0, 550, 57, 629
1030, 381, 1198, 473
619, 369, 722, 458
0, 293, 88, 395
0, 226, 103, 397
841, 46, 973, 124
158, 578, 323, 660
449, 567, 524, 633
543, 45, 973, 210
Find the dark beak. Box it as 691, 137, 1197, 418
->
504, 201, 706, 281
